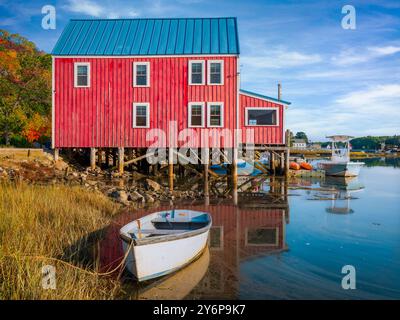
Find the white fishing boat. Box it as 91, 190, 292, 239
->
120, 209, 212, 282
318, 135, 364, 177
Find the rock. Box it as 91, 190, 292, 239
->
191, 183, 199, 191
110, 190, 129, 205
144, 194, 155, 203
54, 161, 68, 171
145, 179, 161, 191
129, 191, 145, 203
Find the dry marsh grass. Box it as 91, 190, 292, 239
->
0, 182, 122, 299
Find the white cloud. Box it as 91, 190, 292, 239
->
63, 0, 140, 18
242, 50, 321, 69
64, 0, 105, 17
287, 84, 400, 140
332, 46, 400, 66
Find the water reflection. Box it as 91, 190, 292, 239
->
322, 177, 365, 214
99, 160, 400, 299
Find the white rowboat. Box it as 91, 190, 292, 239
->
120, 209, 212, 282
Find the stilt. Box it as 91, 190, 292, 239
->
90, 148, 96, 170
118, 147, 124, 175
285, 149, 290, 178
204, 148, 209, 199
53, 148, 59, 162
168, 148, 174, 191
232, 148, 238, 205
98, 148, 103, 168
112, 149, 117, 167
105, 149, 110, 168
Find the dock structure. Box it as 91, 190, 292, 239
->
51, 18, 292, 191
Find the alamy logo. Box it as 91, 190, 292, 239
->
341, 265, 356, 290
41, 5, 56, 30
341, 5, 356, 30
42, 265, 56, 289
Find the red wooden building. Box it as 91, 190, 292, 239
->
51, 18, 291, 174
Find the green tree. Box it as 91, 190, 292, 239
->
294, 132, 308, 143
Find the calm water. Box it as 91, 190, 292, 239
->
101, 157, 400, 300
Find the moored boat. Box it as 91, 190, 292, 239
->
120, 209, 212, 282
318, 135, 364, 177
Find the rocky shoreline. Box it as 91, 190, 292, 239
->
0, 152, 206, 207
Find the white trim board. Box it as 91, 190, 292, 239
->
188, 60, 205, 85
51, 56, 55, 149
207, 60, 224, 85
53, 54, 238, 59
240, 91, 290, 106
244, 107, 280, 127
132, 102, 150, 128
74, 62, 90, 88
206, 102, 224, 127
133, 61, 150, 87
188, 102, 205, 128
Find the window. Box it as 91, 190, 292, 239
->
188, 60, 205, 85
207, 102, 224, 127
74, 62, 90, 87
245, 228, 279, 246
133, 62, 150, 87
188, 102, 205, 127
133, 103, 150, 128
245, 107, 279, 126
207, 60, 224, 85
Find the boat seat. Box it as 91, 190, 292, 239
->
129, 229, 187, 236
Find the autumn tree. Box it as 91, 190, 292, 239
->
0, 29, 51, 145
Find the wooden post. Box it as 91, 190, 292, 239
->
98, 148, 103, 168
112, 149, 117, 167
285, 149, 290, 178
118, 147, 124, 175
169, 148, 174, 191
285, 129, 291, 178
232, 148, 238, 205
204, 148, 209, 198
54, 148, 59, 162
90, 148, 96, 170
105, 149, 110, 168
280, 151, 285, 175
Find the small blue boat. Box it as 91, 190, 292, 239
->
210, 160, 268, 176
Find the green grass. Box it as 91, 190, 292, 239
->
0, 182, 122, 299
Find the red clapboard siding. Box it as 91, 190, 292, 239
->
54, 56, 238, 148
239, 93, 284, 145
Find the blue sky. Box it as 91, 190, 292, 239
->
1, 0, 399, 141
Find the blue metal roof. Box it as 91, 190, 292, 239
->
52, 17, 240, 56
240, 89, 291, 105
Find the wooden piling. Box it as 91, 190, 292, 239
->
90, 148, 96, 170
168, 148, 174, 191
204, 148, 209, 198
105, 149, 110, 167
118, 147, 124, 174
232, 148, 238, 205
54, 148, 59, 162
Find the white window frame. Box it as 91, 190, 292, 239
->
207, 102, 224, 127
132, 103, 150, 128
188, 102, 205, 127
74, 62, 90, 88
188, 60, 205, 85
245, 107, 279, 127
207, 60, 224, 85
133, 62, 150, 87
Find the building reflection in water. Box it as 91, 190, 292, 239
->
99, 177, 289, 300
